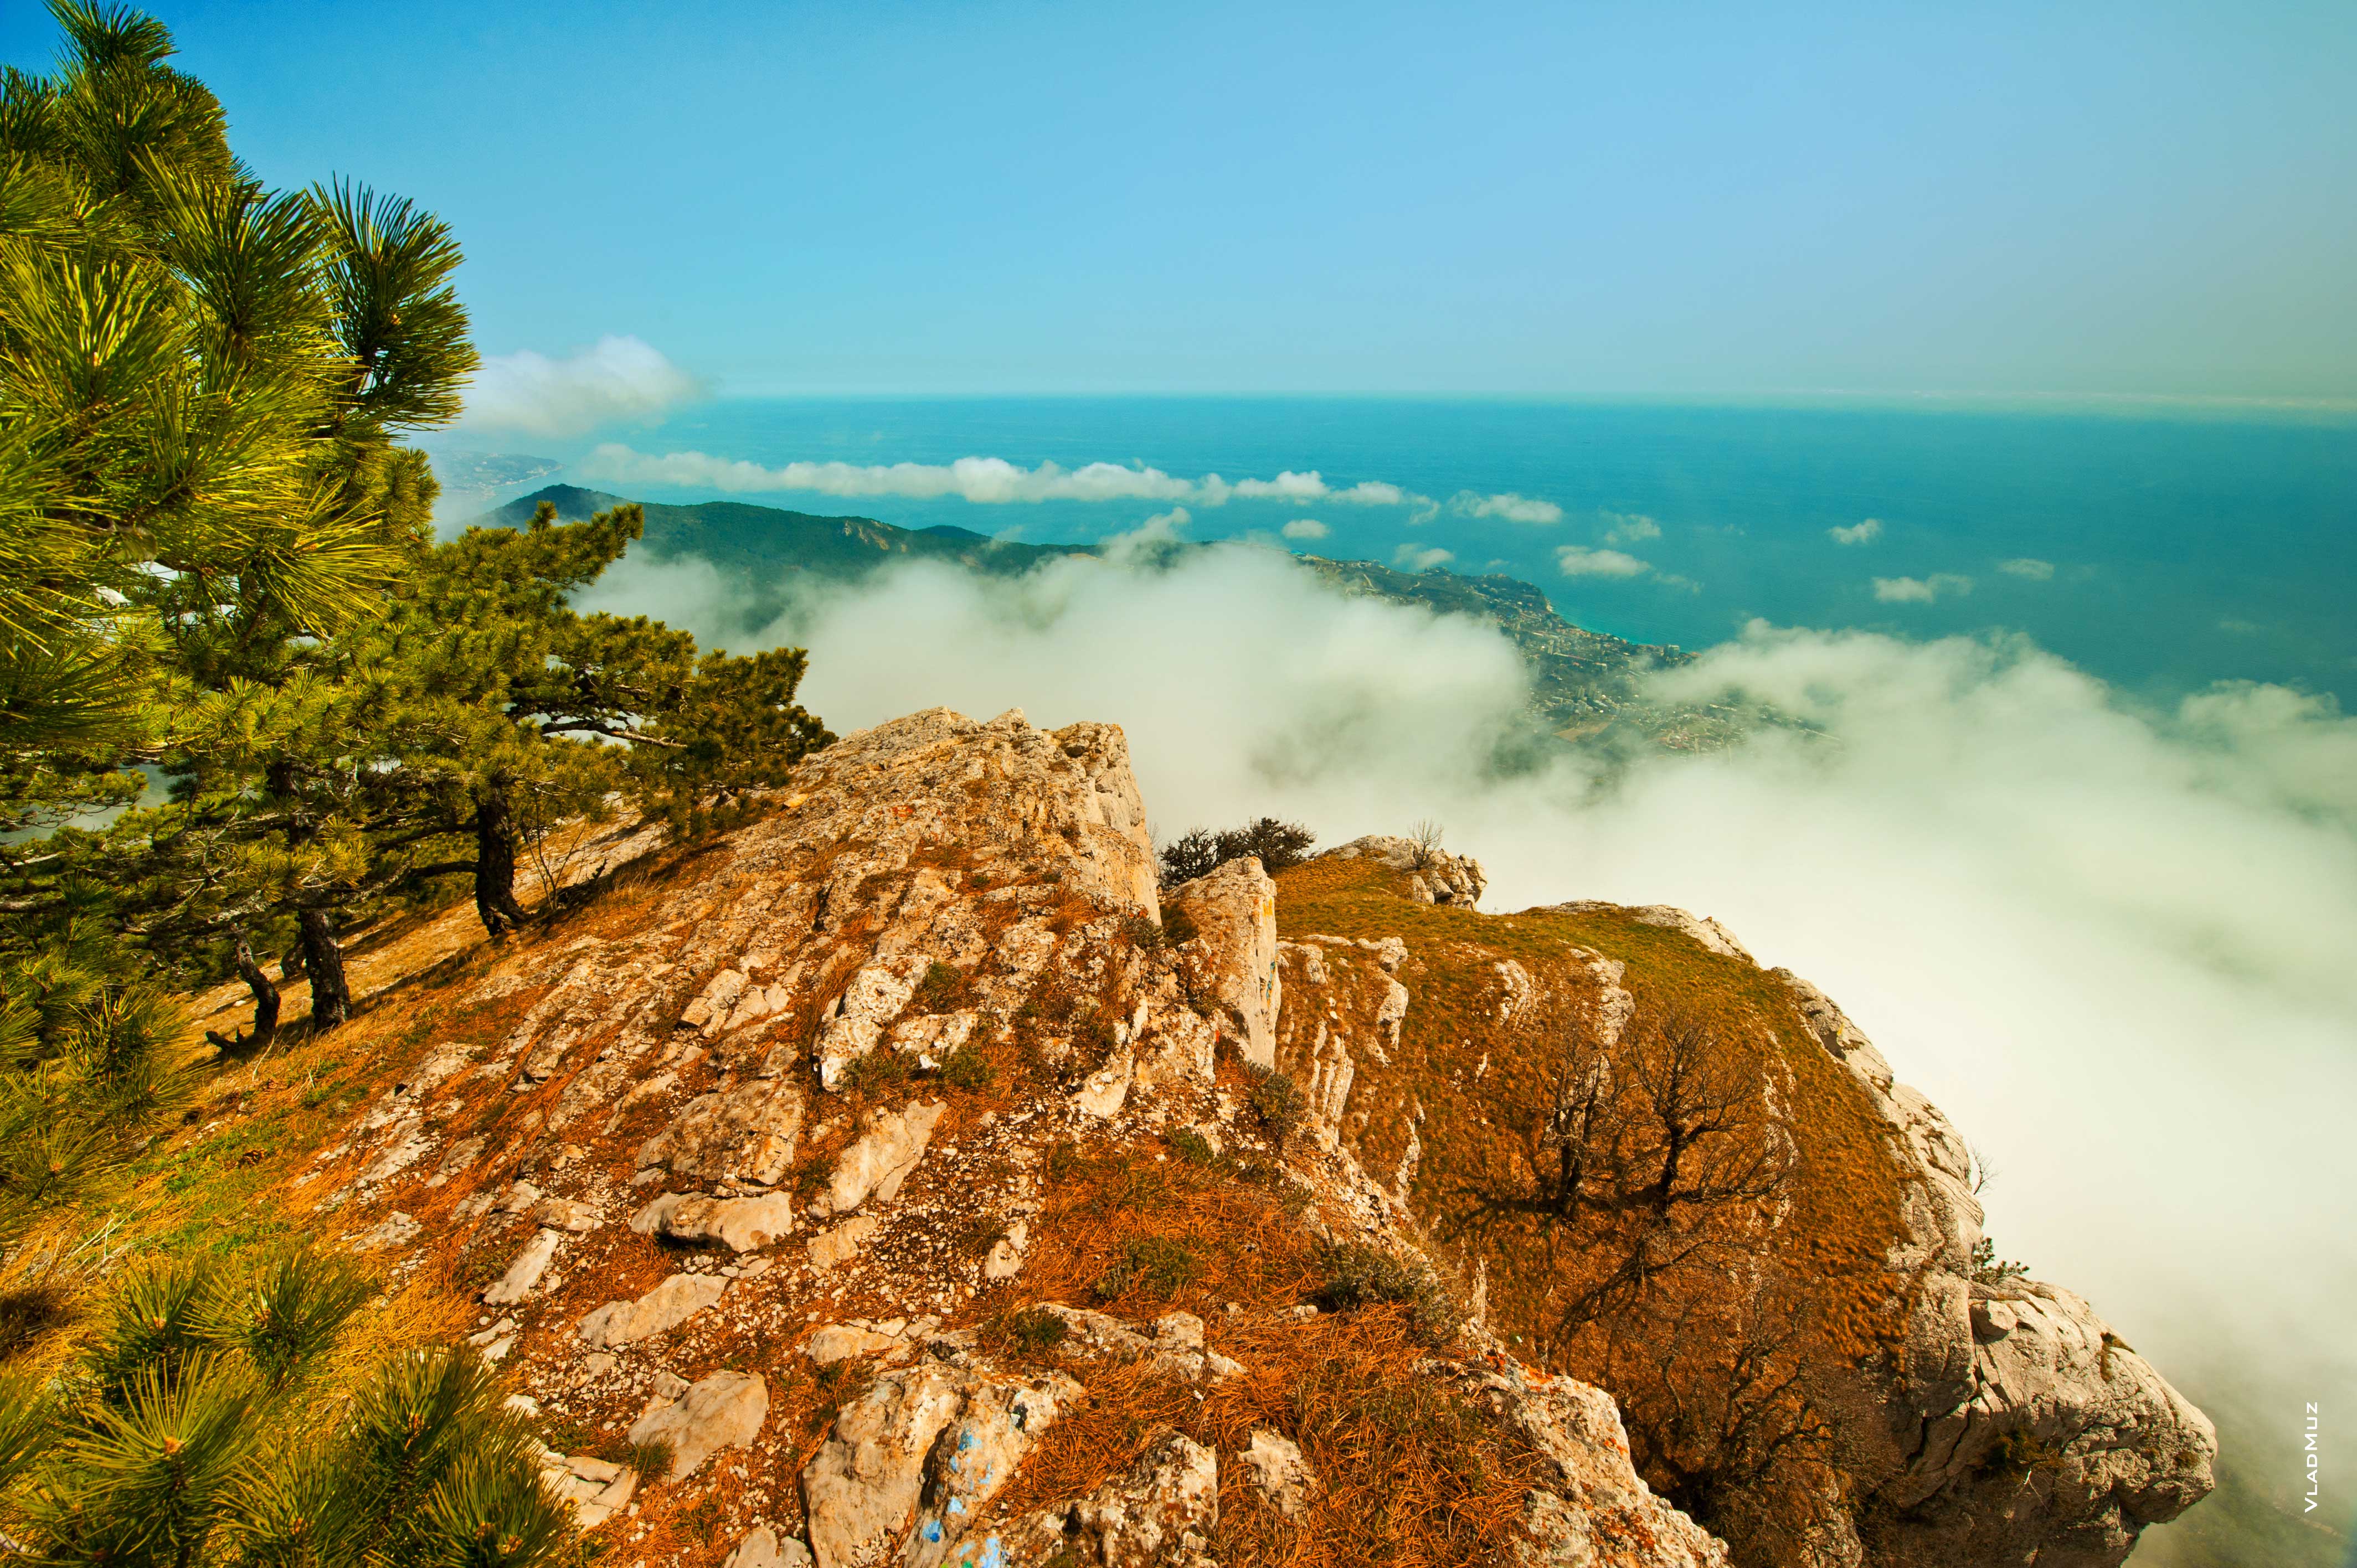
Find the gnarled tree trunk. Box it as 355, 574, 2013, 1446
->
204, 929, 280, 1057
473, 785, 530, 936
299, 909, 351, 1030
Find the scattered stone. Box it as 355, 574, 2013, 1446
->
807, 1213, 882, 1272
806, 1323, 904, 1365
722, 1526, 814, 1568
352, 1210, 420, 1251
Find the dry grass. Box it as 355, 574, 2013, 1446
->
982, 1305, 1547, 1566
1270, 854, 1916, 1447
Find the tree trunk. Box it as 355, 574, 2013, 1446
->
473, 787, 530, 936
300, 909, 351, 1031
205, 930, 280, 1057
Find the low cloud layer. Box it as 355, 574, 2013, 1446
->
1449, 490, 1565, 524
583, 540, 2355, 1554
464, 336, 698, 436
582, 444, 1426, 510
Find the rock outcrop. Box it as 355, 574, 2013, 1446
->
297, 703, 2206, 1568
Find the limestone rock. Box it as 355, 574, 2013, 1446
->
637, 1076, 807, 1185
575, 1272, 727, 1349
723, 1527, 815, 1568
799, 1354, 1079, 1568
807, 1213, 882, 1271
1167, 857, 1282, 1069
481, 1227, 562, 1305
816, 958, 927, 1090
629, 1369, 768, 1480
1238, 1428, 1314, 1515
1325, 834, 1487, 906
807, 1323, 904, 1365
634, 1190, 796, 1252
536, 1449, 638, 1530
1000, 1429, 1219, 1567
1037, 1305, 1242, 1383
830, 1099, 946, 1214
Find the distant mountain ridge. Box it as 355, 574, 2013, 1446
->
472, 484, 1752, 750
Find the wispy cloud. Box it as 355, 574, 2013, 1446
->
1281, 518, 1330, 540
464, 336, 698, 437
1601, 512, 1662, 545
1998, 557, 2056, 580
1556, 544, 1651, 579
1394, 543, 1455, 571
1450, 491, 1564, 524
1829, 518, 1883, 545
1873, 572, 1973, 603
583, 444, 1427, 509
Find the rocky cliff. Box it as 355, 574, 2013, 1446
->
282, 705, 2206, 1567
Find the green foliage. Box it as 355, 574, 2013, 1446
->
937, 1044, 995, 1092
1316, 1241, 1460, 1344
1165, 1127, 1217, 1165
984, 1306, 1069, 1356
909, 960, 967, 1014
1969, 1237, 2029, 1285
1246, 1065, 1306, 1146
1093, 1235, 1205, 1303
1158, 817, 1316, 887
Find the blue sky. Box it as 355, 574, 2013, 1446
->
8, 0, 2355, 398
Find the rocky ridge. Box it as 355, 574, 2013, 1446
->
312, 707, 1726, 1567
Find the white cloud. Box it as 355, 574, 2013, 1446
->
1556, 545, 1651, 578
462, 336, 698, 437
1393, 543, 1454, 571
1449, 491, 1564, 524
582, 546, 2354, 1564
1998, 557, 2056, 580
1873, 572, 1973, 603
1829, 518, 1883, 545
1601, 512, 1662, 545
581, 445, 1432, 510
1281, 518, 1330, 540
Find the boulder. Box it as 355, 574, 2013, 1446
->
481, 1227, 562, 1305
535, 1450, 637, 1530
815, 958, 926, 1090
630, 1369, 769, 1481
1237, 1428, 1314, 1515
830, 1100, 947, 1214
806, 1323, 904, 1365
634, 1190, 796, 1252
575, 1272, 727, 1349
637, 1077, 807, 1185
1324, 834, 1487, 907
723, 1527, 815, 1568
1166, 857, 1282, 1069
799, 1355, 1080, 1568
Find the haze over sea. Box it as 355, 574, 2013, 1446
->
451, 395, 2357, 709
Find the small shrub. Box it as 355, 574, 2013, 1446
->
939, 1044, 995, 1091
1161, 906, 1198, 946
1120, 912, 1165, 951
911, 961, 967, 1014
1247, 1066, 1306, 1146
1094, 1236, 1205, 1303
987, 1306, 1070, 1356
1159, 817, 1316, 888
1970, 1237, 2029, 1285
840, 1048, 912, 1096
1316, 1241, 1459, 1344
1165, 1128, 1217, 1166
596, 1435, 673, 1483
1046, 1140, 1079, 1181
678, 1495, 722, 1543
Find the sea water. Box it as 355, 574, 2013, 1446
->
456, 395, 2357, 709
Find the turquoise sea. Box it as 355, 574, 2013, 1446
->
462, 396, 2357, 708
